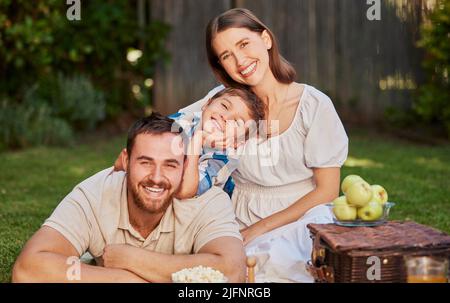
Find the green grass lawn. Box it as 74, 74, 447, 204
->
1, 131, 450, 282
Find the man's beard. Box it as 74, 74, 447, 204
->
127, 177, 175, 215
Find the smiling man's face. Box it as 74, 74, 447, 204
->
125, 133, 185, 214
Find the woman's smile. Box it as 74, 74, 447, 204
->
239, 61, 258, 78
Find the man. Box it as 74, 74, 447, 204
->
12, 113, 246, 282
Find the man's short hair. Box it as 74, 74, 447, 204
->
126, 112, 181, 157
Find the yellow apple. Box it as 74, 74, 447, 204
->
345, 180, 373, 207
333, 204, 357, 221
341, 175, 364, 193
333, 195, 348, 206
371, 185, 388, 205
357, 201, 383, 221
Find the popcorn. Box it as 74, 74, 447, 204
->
172, 265, 227, 283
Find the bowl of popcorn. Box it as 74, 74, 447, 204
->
171, 265, 228, 283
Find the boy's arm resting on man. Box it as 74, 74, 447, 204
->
175, 129, 203, 199
12, 226, 146, 283
174, 153, 200, 199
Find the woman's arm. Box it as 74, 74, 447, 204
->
179, 85, 225, 114
241, 167, 340, 245
114, 148, 126, 171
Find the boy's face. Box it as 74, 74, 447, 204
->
202, 95, 253, 134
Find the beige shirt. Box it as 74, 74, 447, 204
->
43, 167, 242, 258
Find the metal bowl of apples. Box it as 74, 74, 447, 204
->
327, 175, 396, 227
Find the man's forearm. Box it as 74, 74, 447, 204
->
13, 251, 146, 283
119, 247, 241, 282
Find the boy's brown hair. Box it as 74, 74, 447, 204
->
210, 87, 266, 123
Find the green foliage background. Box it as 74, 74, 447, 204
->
0, 0, 170, 150
415, 0, 450, 137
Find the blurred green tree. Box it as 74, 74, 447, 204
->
415, 0, 450, 137
0, 0, 170, 149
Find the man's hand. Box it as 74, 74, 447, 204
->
101, 244, 134, 270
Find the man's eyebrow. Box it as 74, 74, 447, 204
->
136, 156, 154, 161
218, 38, 249, 58
136, 156, 181, 166
165, 159, 182, 166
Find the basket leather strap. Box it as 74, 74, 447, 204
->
312, 233, 326, 265
306, 261, 335, 283
308, 232, 335, 282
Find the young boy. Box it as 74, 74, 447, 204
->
170, 87, 266, 199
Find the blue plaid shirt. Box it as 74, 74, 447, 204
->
168, 112, 237, 197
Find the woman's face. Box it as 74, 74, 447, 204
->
213, 27, 272, 87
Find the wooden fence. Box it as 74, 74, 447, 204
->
150, 0, 431, 124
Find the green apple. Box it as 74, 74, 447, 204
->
341, 175, 364, 193
333, 195, 348, 206
371, 185, 388, 205
333, 204, 357, 221
357, 201, 383, 221
345, 180, 373, 207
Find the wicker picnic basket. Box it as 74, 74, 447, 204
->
306, 221, 450, 283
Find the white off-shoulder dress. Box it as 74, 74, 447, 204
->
180, 84, 349, 282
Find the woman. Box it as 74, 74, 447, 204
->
179, 8, 348, 283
